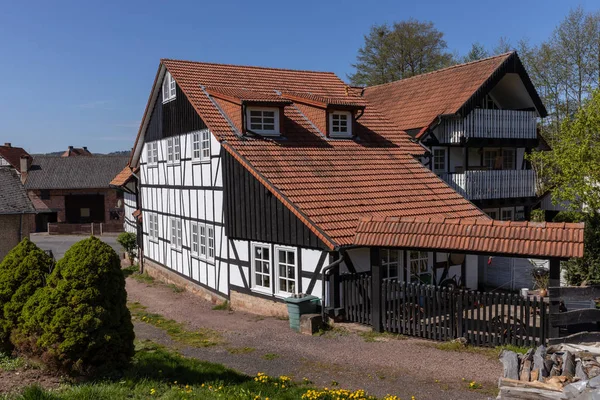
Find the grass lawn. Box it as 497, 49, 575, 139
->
1, 341, 399, 400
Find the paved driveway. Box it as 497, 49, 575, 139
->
30, 233, 122, 260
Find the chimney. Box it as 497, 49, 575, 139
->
83, 146, 88, 151
68, 146, 74, 150
20, 155, 29, 183
3, 143, 11, 147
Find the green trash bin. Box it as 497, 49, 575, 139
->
284, 294, 320, 332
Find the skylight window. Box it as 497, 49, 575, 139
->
246, 107, 280, 136
329, 111, 352, 138
162, 71, 176, 103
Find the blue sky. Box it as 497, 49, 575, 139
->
1, 0, 598, 154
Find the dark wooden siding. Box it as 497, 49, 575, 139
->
222, 151, 327, 250
145, 83, 207, 142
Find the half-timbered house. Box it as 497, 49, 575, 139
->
112, 56, 584, 322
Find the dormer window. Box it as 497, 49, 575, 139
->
246, 107, 280, 136
329, 111, 352, 138
162, 71, 176, 103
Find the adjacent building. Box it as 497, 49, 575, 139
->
112, 54, 580, 317
0, 168, 36, 261
23, 155, 129, 232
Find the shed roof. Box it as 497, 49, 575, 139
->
354, 216, 584, 259
25, 156, 129, 190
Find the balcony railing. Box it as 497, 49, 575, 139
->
438, 109, 538, 144
439, 169, 537, 200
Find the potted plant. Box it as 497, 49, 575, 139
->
531, 266, 549, 297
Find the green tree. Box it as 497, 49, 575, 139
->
16, 236, 134, 375
463, 42, 489, 62
349, 19, 455, 86
0, 239, 53, 350
529, 90, 600, 285
117, 232, 137, 266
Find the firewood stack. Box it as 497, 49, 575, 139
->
497, 344, 600, 399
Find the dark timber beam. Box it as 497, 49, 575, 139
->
548, 258, 561, 339
371, 247, 383, 332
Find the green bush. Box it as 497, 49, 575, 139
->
16, 236, 135, 375
0, 238, 53, 350
117, 232, 137, 266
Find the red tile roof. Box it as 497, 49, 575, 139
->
354, 216, 584, 259
363, 53, 513, 131
110, 165, 135, 187
61, 147, 92, 157
283, 91, 366, 109
205, 86, 292, 105
0, 144, 31, 170
155, 59, 487, 249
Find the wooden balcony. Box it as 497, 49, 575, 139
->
438, 109, 538, 144
439, 169, 537, 200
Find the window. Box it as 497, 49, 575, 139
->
199, 224, 207, 257
191, 223, 199, 255
329, 111, 352, 138
275, 247, 297, 295
148, 213, 159, 241
515, 206, 525, 221
501, 207, 514, 221
40, 190, 50, 200
207, 225, 215, 261
483, 149, 499, 170
502, 149, 516, 170
381, 249, 400, 279
192, 130, 210, 162
484, 208, 499, 220
432, 148, 447, 173
162, 71, 176, 103
147, 142, 158, 166
409, 251, 428, 282
246, 107, 279, 135
170, 218, 182, 250
251, 243, 271, 291
166, 137, 181, 165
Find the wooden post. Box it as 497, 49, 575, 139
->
548, 258, 561, 340
330, 252, 341, 310
371, 247, 383, 332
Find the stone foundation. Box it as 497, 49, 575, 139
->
143, 258, 226, 304
230, 290, 288, 318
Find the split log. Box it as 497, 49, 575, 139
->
498, 387, 568, 399
561, 351, 575, 379
499, 378, 564, 392
500, 350, 520, 380
533, 345, 549, 382
520, 349, 534, 382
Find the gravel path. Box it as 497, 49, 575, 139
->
127, 277, 502, 400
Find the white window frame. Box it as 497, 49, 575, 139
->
381, 249, 400, 279
250, 243, 271, 293
432, 147, 447, 174
329, 111, 353, 138
170, 217, 182, 250
274, 245, 298, 296
199, 224, 207, 258
162, 71, 176, 103
501, 207, 514, 221
191, 223, 199, 256
207, 225, 215, 262
246, 107, 280, 136
147, 142, 158, 166
166, 137, 181, 165
192, 130, 211, 162
408, 251, 429, 282
148, 213, 159, 242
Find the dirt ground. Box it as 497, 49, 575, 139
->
127, 277, 503, 400
0, 368, 62, 396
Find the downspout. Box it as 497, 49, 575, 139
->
19, 212, 24, 241
321, 248, 346, 321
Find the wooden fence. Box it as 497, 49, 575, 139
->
338, 274, 549, 347
548, 286, 600, 343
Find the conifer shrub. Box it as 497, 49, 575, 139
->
0, 238, 53, 351
16, 236, 135, 375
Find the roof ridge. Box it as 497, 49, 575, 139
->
365, 52, 514, 91
161, 58, 340, 76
